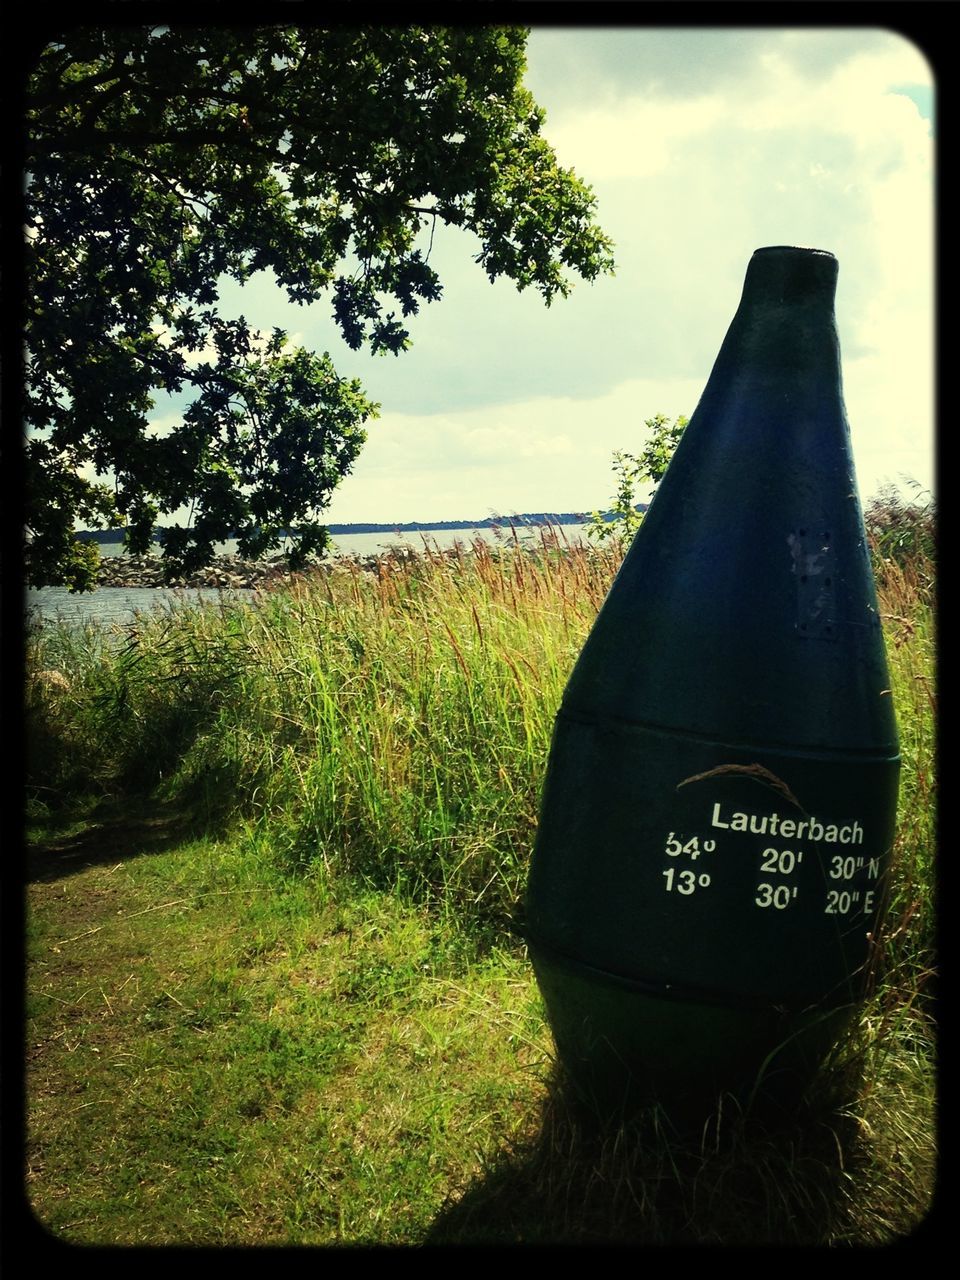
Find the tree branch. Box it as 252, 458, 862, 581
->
27, 124, 289, 166
122, 156, 217, 216
31, 56, 130, 108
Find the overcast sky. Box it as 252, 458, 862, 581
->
186, 25, 936, 525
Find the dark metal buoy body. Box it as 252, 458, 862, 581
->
525, 247, 900, 1116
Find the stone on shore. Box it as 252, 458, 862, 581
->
93, 535, 582, 591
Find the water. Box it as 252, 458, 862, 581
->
89, 525, 590, 559
24, 585, 253, 629
26, 524, 593, 627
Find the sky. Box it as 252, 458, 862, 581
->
164, 25, 937, 525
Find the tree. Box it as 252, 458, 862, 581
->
24, 25, 615, 589
586, 413, 688, 545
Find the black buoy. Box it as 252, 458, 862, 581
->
525, 247, 900, 1118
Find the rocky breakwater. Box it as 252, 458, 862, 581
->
94, 545, 425, 591
96, 552, 293, 591
94, 540, 564, 591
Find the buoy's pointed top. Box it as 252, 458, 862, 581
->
752, 245, 836, 259
743, 245, 838, 306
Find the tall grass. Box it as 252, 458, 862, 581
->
25, 520, 936, 1242
861, 529, 937, 1068
26, 522, 934, 953
26, 533, 617, 928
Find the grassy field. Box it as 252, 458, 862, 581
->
24, 524, 936, 1245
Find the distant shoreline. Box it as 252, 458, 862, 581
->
75, 509, 645, 545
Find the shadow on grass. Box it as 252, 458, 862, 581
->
25, 796, 212, 885
426, 1063, 894, 1246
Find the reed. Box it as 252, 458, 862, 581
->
26, 528, 934, 944
26, 535, 617, 927
25, 523, 936, 1244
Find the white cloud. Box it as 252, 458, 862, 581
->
145, 30, 935, 524
326, 377, 705, 522
546, 94, 725, 180
145, 412, 182, 438
519, 29, 936, 505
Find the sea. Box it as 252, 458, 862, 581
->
25, 524, 594, 628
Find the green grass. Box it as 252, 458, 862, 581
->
26, 820, 548, 1245
24, 528, 936, 1244
27, 533, 619, 934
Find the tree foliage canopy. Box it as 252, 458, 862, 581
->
24, 25, 615, 589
